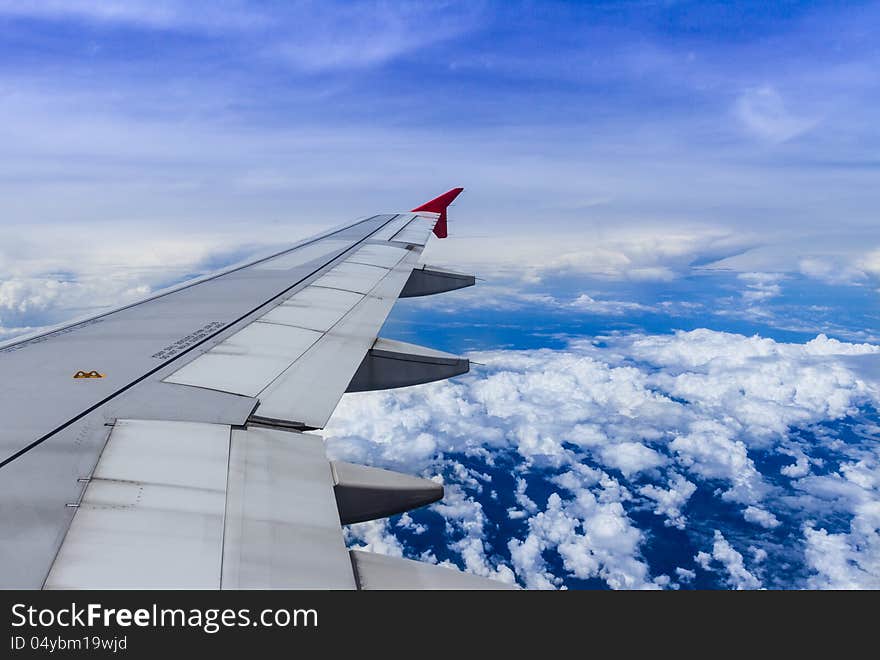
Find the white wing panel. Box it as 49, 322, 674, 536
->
348, 244, 410, 268
255, 258, 418, 428
45, 420, 230, 589
164, 322, 321, 396
261, 286, 363, 332
46, 420, 357, 590
312, 261, 389, 294
254, 301, 388, 428
93, 419, 230, 490
221, 428, 356, 589
391, 216, 436, 246
369, 214, 413, 241
253, 239, 351, 271
160, 221, 425, 429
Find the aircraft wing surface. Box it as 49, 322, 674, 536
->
0, 188, 511, 589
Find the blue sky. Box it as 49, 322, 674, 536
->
0, 1, 878, 250
1, 2, 879, 589
1, 1, 878, 334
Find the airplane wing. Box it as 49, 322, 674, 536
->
0, 188, 512, 590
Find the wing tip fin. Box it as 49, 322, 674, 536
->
411, 187, 464, 239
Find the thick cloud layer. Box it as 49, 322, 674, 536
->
323, 329, 880, 589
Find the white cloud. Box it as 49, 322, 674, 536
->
743, 505, 781, 529
346, 518, 405, 557
396, 512, 427, 535
619, 331, 878, 431
323, 328, 880, 588
513, 476, 538, 515
432, 484, 517, 585
0, 0, 265, 31
669, 420, 767, 504
734, 86, 818, 143
779, 448, 812, 478
798, 257, 868, 285
569, 294, 653, 316
737, 272, 783, 303
675, 567, 696, 583
599, 442, 666, 476
639, 474, 697, 530
507, 528, 557, 590
804, 501, 880, 589
858, 249, 880, 279
0, 276, 152, 332
696, 530, 762, 590
0, 324, 42, 340
799, 450, 880, 589
397, 283, 678, 320
508, 491, 660, 590
424, 228, 755, 284
0, 279, 71, 322
272, 2, 480, 73
694, 551, 712, 570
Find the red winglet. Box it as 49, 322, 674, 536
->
411, 187, 464, 239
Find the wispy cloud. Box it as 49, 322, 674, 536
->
568, 294, 653, 316
271, 1, 483, 72
858, 249, 880, 279
425, 229, 756, 283
734, 85, 819, 143
798, 250, 880, 286
0, 1, 480, 72
737, 271, 784, 303
0, 0, 266, 31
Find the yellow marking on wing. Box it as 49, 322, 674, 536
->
73, 370, 105, 379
